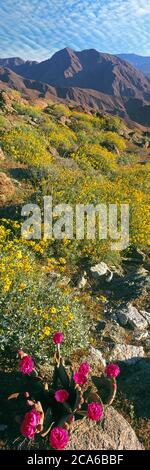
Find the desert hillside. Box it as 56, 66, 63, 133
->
1, 48, 150, 126
0, 89, 150, 450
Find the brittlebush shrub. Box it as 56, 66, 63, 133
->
36, 160, 149, 264
40, 117, 76, 156
99, 131, 126, 152
70, 144, 117, 173
0, 223, 89, 362
95, 114, 125, 132
45, 103, 71, 120
13, 103, 42, 121
1, 127, 53, 168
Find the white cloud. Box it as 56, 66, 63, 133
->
0, 0, 149, 60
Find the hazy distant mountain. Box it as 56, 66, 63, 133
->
0, 48, 150, 126
117, 54, 150, 77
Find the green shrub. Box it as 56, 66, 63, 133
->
1, 126, 53, 168
13, 103, 42, 121
45, 103, 71, 120
0, 115, 7, 128
70, 144, 117, 173
0, 224, 89, 363
100, 131, 126, 152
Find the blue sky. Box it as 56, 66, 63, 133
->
0, 0, 150, 60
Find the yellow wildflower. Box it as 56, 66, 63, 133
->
16, 251, 22, 259
19, 283, 27, 291
68, 313, 74, 321
100, 295, 107, 302
59, 257, 66, 265
50, 307, 57, 314
59, 266, 65, 272
44, 313, 49, 320
43, 326, 51, 336
63, 305, 69, 312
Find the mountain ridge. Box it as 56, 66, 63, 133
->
117, 54, 150, 77
0, 48, 150, 127
1, 50, 150, 77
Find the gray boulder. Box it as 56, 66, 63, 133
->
67, 406, 144, 450
110, 268, 149, 300
140, 310, 150, 325
78, 271, 88, 289
110, 343, 144, 364
117, 304, 148, 330
100, 322, 128, 345
88, 346, 106, 368
90, 262, 113, 282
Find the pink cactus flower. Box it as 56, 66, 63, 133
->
87, 402, 103, 421
20, 408, 41, 439
105, 363, 120, 379
53, 332, 64, 345
73, 371, 87, 386
79, 362, 90, 376
49, 426, 69, 449
20, 423, 36, 440
19, 355, 34, 375
55, 389, 69, 403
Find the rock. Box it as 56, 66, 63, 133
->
140, 310, 150, 325
122, 247, 146, 265
96, 320, 107, 332
90, 262, 113, 282
0, 172, 15, 205
78, 272, 87, 289
11, 178, 22, 187
57, 276, 71, 287
110, 344, 144, 364
48, 271, 61, 281
48, 146, 60, 158
0, 147, 5, 161
88, 346, 106, 368
144, 339, 150, 350
67, 406, 144, 450
90, 262, 110, 277
56, 155, 79, 170
101, 322, 128, 344
134, 330, 149, 342
117, 304, 148, 330
110, 267, 150, 300
118, 358, 150, 418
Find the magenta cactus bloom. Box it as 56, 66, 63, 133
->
73, 371, 87, 386
53, 332, 64, 345
105, 363, 120, 379
20, 423, 36, 440
49, 426, 69, 449
79, 362, 90, 376
54, 389, 69, 403
87, 402, 103, 421
19, 355, 34, 375
20, 408, 41, 439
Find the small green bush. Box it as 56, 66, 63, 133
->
0, 115, 7, 128
0, 226, 89, 363
45, 103, 71, 120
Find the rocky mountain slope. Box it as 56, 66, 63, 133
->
118, 54, 150, 77
0, 48, 150, 126
0, 66, 59, 100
